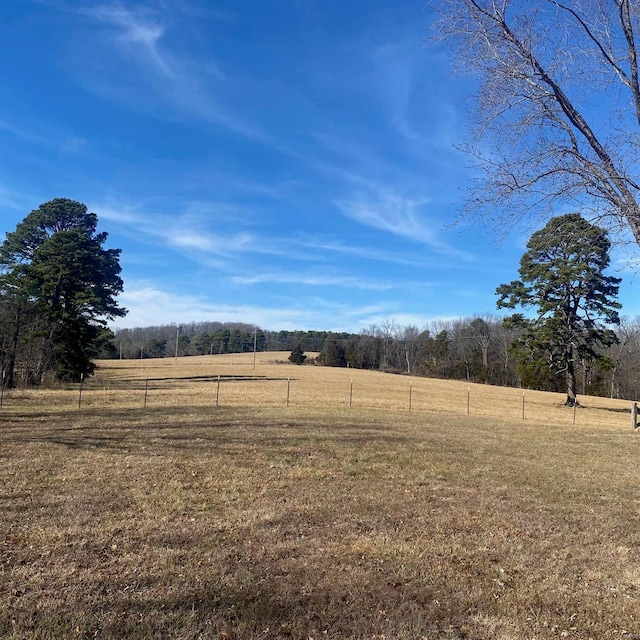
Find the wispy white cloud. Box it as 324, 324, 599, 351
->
93, 200, 259, 263
169, 229, 255, 255
87, 4, 176, 77
0, 119, 87, 154
77, 3, 266, 139
373, 42, 424, 146
335, 190, 472, 259
60, 136, 88, 153
300, 237, 465, 269
230, 272, 394, 290
361, 14, 474, 155
92, 189, 479, 280
307, 132, 405, 186
92, 202, 145, 225
0, 184, 42, 212
0, 120, 53, 147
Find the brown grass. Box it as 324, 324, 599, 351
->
1, 353, 639, 639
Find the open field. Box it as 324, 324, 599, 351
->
3, 352, 636, 427
1, 353, 640, 639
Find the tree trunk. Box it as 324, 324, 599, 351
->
565, 354, 578, 406
610, 364, 618, 399
582, 359, 589, 396
5, 304, 21, 389
35, 324, 56, 385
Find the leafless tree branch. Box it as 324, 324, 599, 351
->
432, 0, 640, 245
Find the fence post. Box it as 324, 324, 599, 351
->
216, 374, 220, 407
78, 373, 84, 409
632, 402, 638, 430
143, 376, 149, 408
349, 379, 353, 408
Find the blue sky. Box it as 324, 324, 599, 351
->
2, 0, 639, 331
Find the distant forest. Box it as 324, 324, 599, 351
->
108, 322, 349, 360
108, 317, 640, 401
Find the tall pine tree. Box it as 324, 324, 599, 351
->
496, 214, 620, 406
0, 198, 126, 384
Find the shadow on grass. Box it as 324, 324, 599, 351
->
147, 374, 293, 382
79, 375, 297, 391
0, 406, 412, 455
2, 524, 471, 639
93, 576, 459, 640
595, 405, 633, 414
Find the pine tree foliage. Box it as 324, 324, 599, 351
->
288, 343, 307, 365
0, 198, 126, 384
496, 214, 621, 405
318, 339, 347, 367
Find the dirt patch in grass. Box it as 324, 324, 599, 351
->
1, 357, 640, 638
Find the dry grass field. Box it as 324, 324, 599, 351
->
1, 352, 640, 639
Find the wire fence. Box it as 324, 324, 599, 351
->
1, 363, 638, 431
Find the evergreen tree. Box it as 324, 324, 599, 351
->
288, 343, 306, 365
143, 338, 167, 359
0, 198, 126, 383
496, 214, 621, 406
345, 335, 363, 369
229, 329, 243, 353
190, 332, 211, 356
255, 329, 267, 352
319, 339, 346, 367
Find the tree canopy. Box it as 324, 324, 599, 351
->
433, 0, 640, 245
496, 213, 621, 405
288, 343, 307, 365
0, 198, 126, 385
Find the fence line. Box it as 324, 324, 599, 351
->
0, 374, 637, 430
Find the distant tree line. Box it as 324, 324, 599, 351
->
327, 316, 640, 400
106, 316, 640, 401
108, 322, 352, 360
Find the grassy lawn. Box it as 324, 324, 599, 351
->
1, 354, 639, 639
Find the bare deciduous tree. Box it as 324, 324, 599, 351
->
398, 324, 422, 374
433, 0, 640, 243
607, 315, 640, 397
